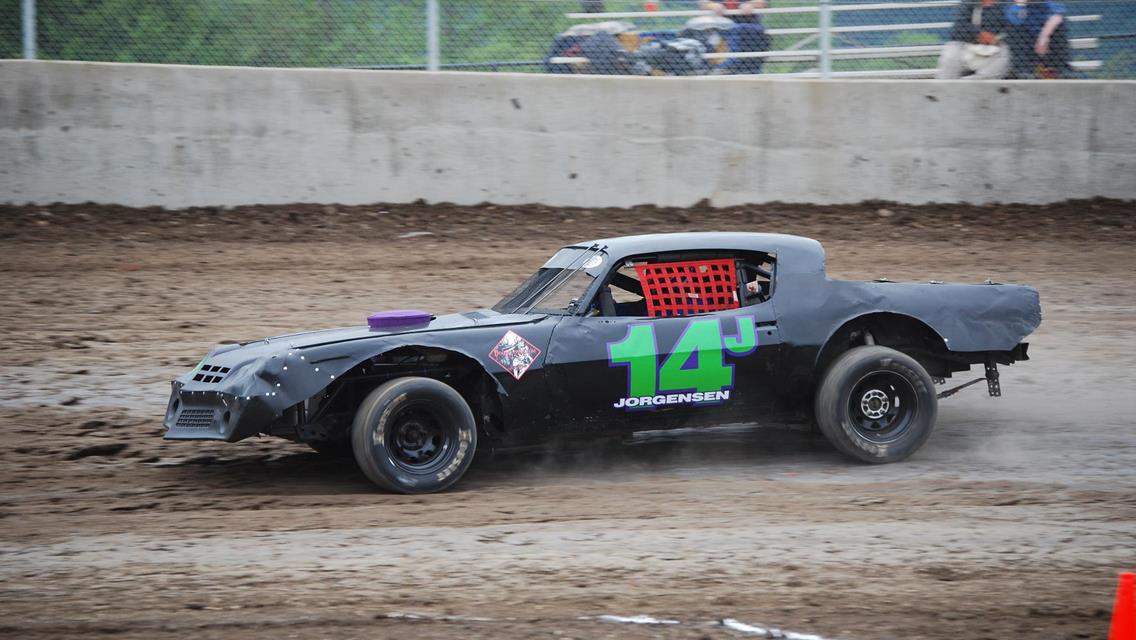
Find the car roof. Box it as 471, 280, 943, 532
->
568, 232, 826, 275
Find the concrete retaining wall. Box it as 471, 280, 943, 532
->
2, 60, 1134, 207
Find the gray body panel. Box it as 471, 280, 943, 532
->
163, 232, 1040, 445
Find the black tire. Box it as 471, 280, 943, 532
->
351, 377, 477, 494
814, 346, 937, 464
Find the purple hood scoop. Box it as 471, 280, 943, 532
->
367, 310, 434, 330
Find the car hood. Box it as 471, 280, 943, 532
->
264, 311, 475, 348
167, 309, 549, 441
209, 309, 542, 355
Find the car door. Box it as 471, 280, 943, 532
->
544, 282, 783, 434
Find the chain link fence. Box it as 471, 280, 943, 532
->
3, 1, 1134, 78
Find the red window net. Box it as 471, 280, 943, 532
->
634, 259, 739, 317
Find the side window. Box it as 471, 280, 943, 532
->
597, 251, 775, 317
738, 254, 776, 306
610, 262, 646, 305
636, 258, 739, 317
594, 261, 648, 317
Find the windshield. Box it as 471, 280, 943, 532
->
493, 247, 604, 315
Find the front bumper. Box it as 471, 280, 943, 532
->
163, 383, 279, 441
162, 334, 376, 443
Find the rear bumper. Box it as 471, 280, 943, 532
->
993, 342, 1029, 364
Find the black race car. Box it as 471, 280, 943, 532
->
164, 233, 1040, 493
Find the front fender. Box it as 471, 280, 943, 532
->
164, 339, 389, 441
165, 324, 541, 441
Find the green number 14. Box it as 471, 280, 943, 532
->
608, 316, 757, 398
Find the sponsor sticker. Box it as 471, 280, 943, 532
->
489, 330, 542, 381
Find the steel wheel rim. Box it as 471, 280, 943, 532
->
383, 401, 455, 473
848, 370, 918, 444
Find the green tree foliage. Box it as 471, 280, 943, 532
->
2, 0, 24, 59
30, 0, 429, 67
441, 1, 571, 63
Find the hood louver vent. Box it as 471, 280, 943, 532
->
192, 364, 231, 384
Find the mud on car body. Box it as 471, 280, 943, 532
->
164, 232, 1040, 493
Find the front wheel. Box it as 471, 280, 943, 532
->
814, 346, 937, 463
351, 377, 477, 494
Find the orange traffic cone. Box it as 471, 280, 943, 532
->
1111, 572, 1135, 640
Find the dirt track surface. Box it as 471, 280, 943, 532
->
1, 200, 1135, 639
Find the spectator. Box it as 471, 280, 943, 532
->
698, 1, 770, 74
937, 0, 1011, 79
1003, 0, 1071, 78
582, 30, 643, 75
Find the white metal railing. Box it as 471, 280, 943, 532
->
562, 2, 1103, 79
767, 14, 1098, 37
550, 37, 1098, 63
565, 1, 963, 20
778, 59, 1103, 78
568, 1, 1107, 20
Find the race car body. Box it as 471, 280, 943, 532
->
164, 232, 1040, 492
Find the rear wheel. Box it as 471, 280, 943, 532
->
814, 346, 937, 463
351, 377, 477, 493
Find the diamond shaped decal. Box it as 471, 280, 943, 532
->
488, 330, 541, 381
